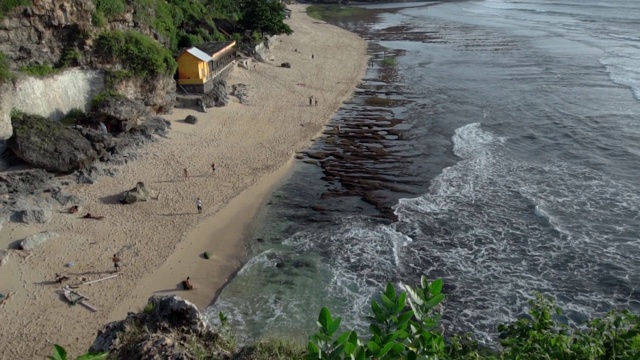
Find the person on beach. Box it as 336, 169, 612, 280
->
112, 254, 121, 272
309, 96, 313, 106
183, 277, 195, 290
312, 54, 314, 59
211, 162, 216, 174
196, 198, 203, 214
54, 273, 69, 284
183, 168, 189, 180
315, 98, 318, 106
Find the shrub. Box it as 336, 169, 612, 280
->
91, 11, 107, 27
0, 51, 12, 81
94, 30, 177, 78
95, 0, 125, 18
0, 0, 31, 20
306, 5, 363, 21
91, 89, 124, 109
20, 63, 57, 77
59, 108, 86, 126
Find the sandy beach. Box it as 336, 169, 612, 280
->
0, 5, 368, 359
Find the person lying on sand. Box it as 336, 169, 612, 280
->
182, 277, 195, 290
69, 205, 79, 214
55, 273, 69, 284
82, 213, 104, 220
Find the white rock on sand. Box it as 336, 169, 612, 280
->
0, 5, 368, 359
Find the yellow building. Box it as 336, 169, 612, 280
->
176, 41, 237, 94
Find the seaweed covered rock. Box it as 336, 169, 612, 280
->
7, 113, 98, 172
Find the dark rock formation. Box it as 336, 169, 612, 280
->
202, 79, 229, 107
92, 95, 146, 131
89, 296, 230, 359
281, 62, 291, 68
122, 182, 151, 204
0, 169, 57, 195
7, 113, 98, 172
111, 74, 177, 114
184, 115, 198, 125
231, 84, 250, 105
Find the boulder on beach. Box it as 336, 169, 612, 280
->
202, 79, 229, 107
19, 231, 59, 251
19, 209, 53, 224
8, 113, 98, 173
184, 115, 198, 125
122, 182, 151, 204
281, 62, 291, 68
92, 94, 147, 129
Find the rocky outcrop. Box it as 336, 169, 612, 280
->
111, 74, 177, 114
231, 84, 251, 105
19, 231, 59, 251
0, 249, 8, 266
122, 182, 151, 204
202, 79, 229, 107
8, 113, 97, 172
0, 168, 57, 195
184, 115, 198, 125
89, 296, 230, 359
0, 0, 95, 68
19, 209, 53, 224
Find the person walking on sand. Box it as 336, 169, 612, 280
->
309, 96, 313, 106
312, 54, 314, 59
112, 254, 121, 272
315, 98, 318, 106
183, 168, 189, 180
196, 198, 203, 214
211, 162, 216, 174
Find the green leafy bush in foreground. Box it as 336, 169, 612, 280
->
48, 344, 106, 360
307, 276, 640, 359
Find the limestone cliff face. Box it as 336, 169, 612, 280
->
0, 0, 94, 67
0, 1, 176, 139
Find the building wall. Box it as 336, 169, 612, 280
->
177, 53, 203, 80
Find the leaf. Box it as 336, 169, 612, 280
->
327, 316, 342, 336
344, 342, 356, 355
75, 354, 107, 360
319, 307, 333, 330
370, 324, 382, 337
381, 294, 395, 310
429, 279, 444, 296
423, 293, 445, 309
385, 283, 396, 300
371, 300, 383, 318
397, 311, 414, 327
334, 331, 351, 346
377, 342, 395, 358
421, 275, 428, 289
367, 341, 381, 354
307, 341, 320, 355
396, 292, 407, 313
391, 343, 405, 354
405, 286, 424, 306
51, 344, 67, 360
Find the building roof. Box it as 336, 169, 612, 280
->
184, 47, 212, 62
198, 41, 236, 57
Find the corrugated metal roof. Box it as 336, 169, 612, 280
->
186, 47, 212, 62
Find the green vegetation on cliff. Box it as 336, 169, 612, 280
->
94, 30, 177, 78
0, 0, 31, 20
0, 51, 12, 81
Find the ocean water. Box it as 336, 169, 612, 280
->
207, 0, 640, 344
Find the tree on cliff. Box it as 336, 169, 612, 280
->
240, 0, 292, 37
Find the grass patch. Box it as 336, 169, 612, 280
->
59, 108, 85, 126
91, 89, 125, 109
95, 0, 126, 18
142, 301, 155, 314
365, 96, 395, 106
0, 51, 12, 82
0, 0, 31, 20
306, 5, 364, 21
94, 30, 177, 78
20, 63, 58, 77
382, 56, 397, 66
